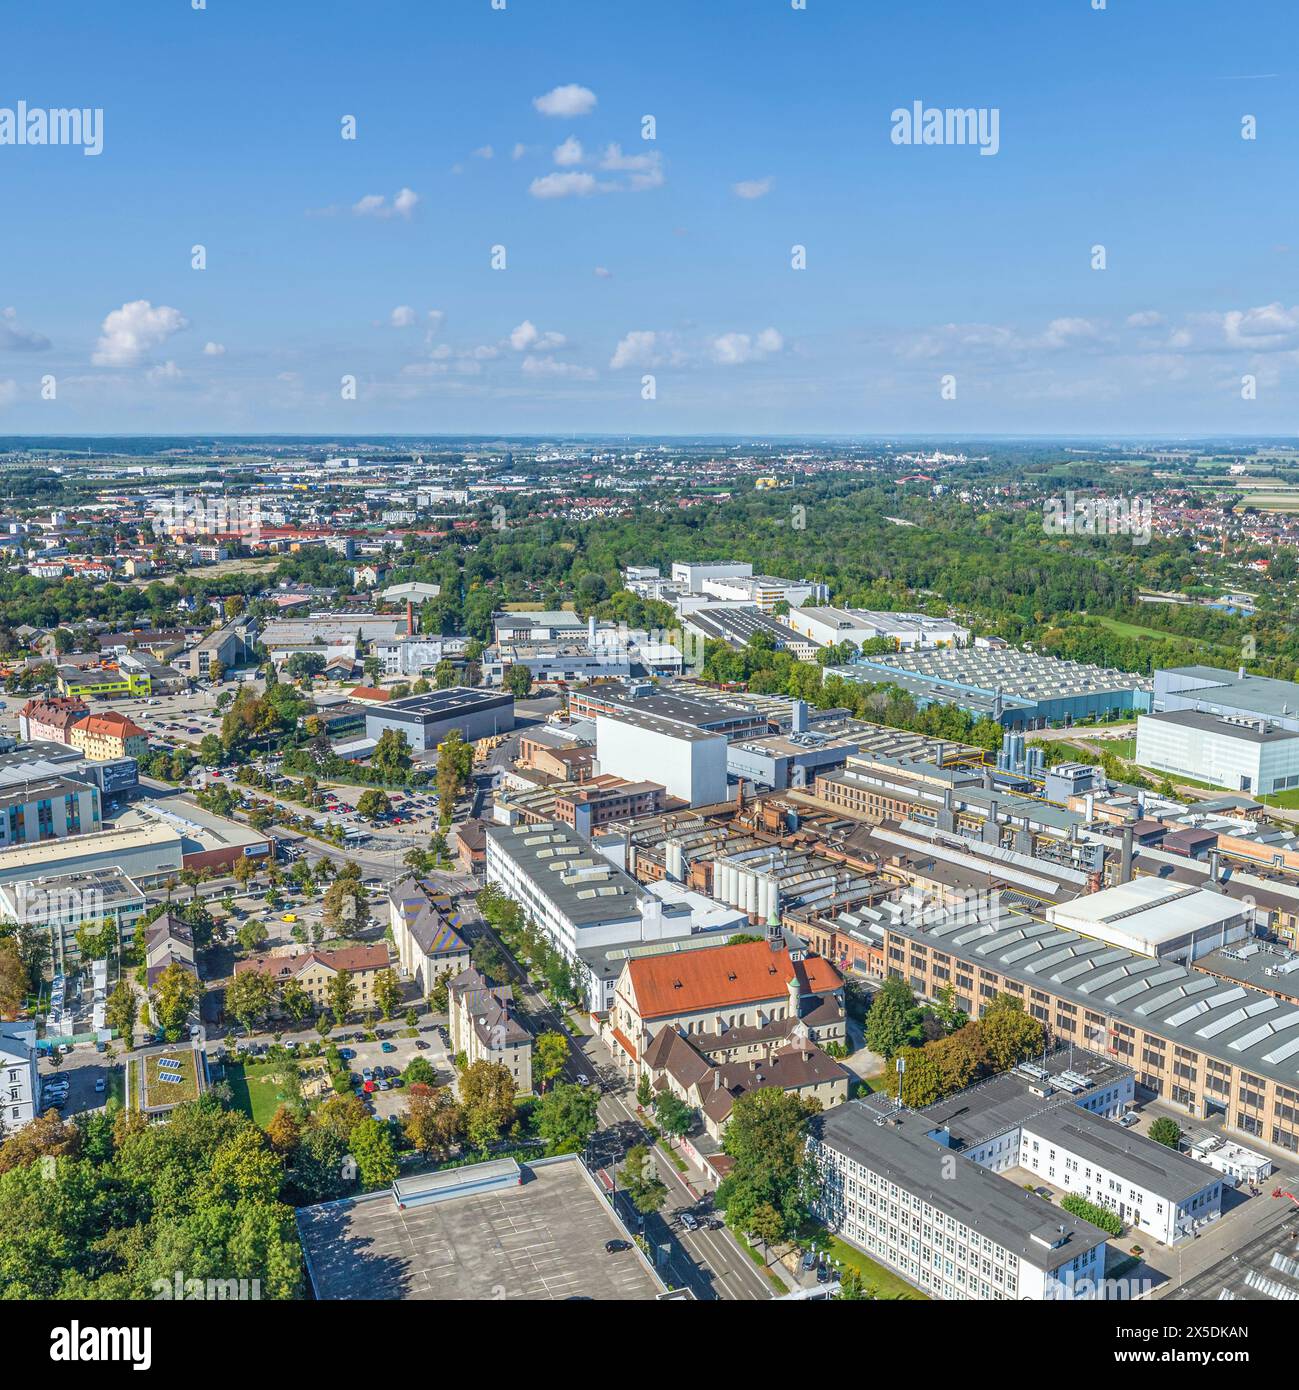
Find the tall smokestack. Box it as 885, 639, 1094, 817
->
1120, 824, 1134, 884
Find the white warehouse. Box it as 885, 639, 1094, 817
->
1135, 709, 1299, 796
595, 709, 728, 808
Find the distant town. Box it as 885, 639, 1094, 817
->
0, 435, 1294, 1315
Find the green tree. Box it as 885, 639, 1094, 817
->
459, 1059, 517, 1151
1148, 1117, 1182, 1149
402, 1087, 463, 1158
864, 976, 924, 1059
979, 993, 1045, 1072
152, 963, 201, 1041
652, 1090, 694, 1145
635, 1072, 653, 1109
348, 1116, 399, 1187
105, 980, 137, 1045
505, 663, 533, 698
618, 1144, 667, 1215
536, 1082, 600, 1156
225, 968, 277, 1036
716, 1089, 820, 1243
356, 788, 392, 821
326, 970, 357, 1026
534, 1032, 569, 1092
373, 968, 402, 1020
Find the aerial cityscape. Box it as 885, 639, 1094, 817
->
4, 0, 1294, 1356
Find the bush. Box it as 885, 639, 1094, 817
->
1060, 1193, 1123, 1236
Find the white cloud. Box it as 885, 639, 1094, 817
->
511, 142, 528, 160
146, 360, 183, 384
529, 170, 597, 199
733, 177, 774, 199
203, 341, 225, 356
0, 379, 18, 407
1126, 310, 1164, 329
553, 136, 585, 167
610, 330, 670, 369
509, 320, 567, 352
522, 355, 596, 380
598, 144, 664, 190
390, 305, 417, 328
472, 145, 494, 160
1039, 317, 1106, 349
426, 309, 445, 335
93, 300, 189, 367
352, 187, 420, 220
0, 308, 50, 352
711, 327, 784, 365
594, 266, 613, 278
533, 84, 597, 117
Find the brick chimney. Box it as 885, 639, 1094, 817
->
407, 600, 415, 637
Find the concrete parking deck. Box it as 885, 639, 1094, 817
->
297, 1157, 667, 1301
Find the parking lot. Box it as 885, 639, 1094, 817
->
38, 1051, 112, 1118
296, 1158, 666, 1300
329, 1028, 453, 1119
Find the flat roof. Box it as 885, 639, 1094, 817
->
296, 1158, 667, 1301
810, 1102, 1110, 1272
375, 688, 512, 720
1140, 708, 1299, 744
486, 820, 662, 927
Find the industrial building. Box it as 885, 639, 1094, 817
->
595, 708, 728, 808
1154, 665, 1299, 735
364, 687, 514, 753
828, 647, 1152, 730
782, 606, 969, 651
1135, 708, 1299, 795
698, 573, 829, 612
682, 604, 823, 660
872, 896, 1299, 1155
670, 559, 752, 592
0, 774, 101, 849
1043, 878, 1252, 964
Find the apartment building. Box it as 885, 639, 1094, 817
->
0, 1023, 38, 1138
17, 697, 88, 744
69, 711, 149, 761
388, 876, 472, 992
877, 898, 1299, 1157
446, 964, 533, 1093
233, 944, 391, 1012
809, 1101, 1109, 1300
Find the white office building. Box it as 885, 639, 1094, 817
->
484, 820, 693, 1012
670, 560, 752, 592
809, 1101, 1110, 1300
700, 573, 828, 613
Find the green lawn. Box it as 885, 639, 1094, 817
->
226, 1058, 302, 1126
1092, 615, 1205, 646
1102, 737, 1136, 759
142, 1049, 199, 1107
827, 1235, 927, 1300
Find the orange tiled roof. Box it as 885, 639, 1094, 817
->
627, 940, 843, 1020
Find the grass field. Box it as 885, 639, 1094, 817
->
226, 1057, 302, 1126
827, 1235, 927, 1300
1092, 615, 1205, 646
1104, 737, 1136, 759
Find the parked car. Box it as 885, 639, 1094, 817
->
414, 1039, 429, 1050
93, 1078, 106, 1093
605, 1240, 631, 1254
380, 1042, 397, 1053
362, 1067, 374, 1081
1118, 1111, 1139, 1128
801, 1249, 818, 1271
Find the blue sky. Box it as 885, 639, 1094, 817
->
1, 0, 1297, 435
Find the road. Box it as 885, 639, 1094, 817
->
464, 895, 773, 1300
